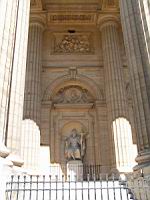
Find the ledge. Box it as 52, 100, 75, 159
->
54, 103, 94, 109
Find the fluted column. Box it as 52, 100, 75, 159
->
120, 0, 150, 168
21, 16, 45, 169
101, 21, 127, 119
100, 21, 137, 172
6, 0, 31, 155
0, 0, 19, 145
23, 17, 44, 126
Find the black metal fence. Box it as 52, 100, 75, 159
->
5, 174, 143, 200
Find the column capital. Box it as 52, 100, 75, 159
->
97, 15, 120, 31
30, 13, 46, 30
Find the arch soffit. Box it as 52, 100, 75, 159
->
43, 74, 104, 101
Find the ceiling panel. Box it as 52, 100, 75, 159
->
43, 0, 99, 4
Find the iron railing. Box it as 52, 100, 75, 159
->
48, 164, 101, 180
5, 174, 144, 200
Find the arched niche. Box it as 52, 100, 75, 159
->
60, 121, 88, 164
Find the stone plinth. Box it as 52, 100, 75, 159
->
67, 160, 83, 181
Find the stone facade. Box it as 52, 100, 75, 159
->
0, 0, 150, 177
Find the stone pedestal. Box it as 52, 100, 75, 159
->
67, 160, 83, 181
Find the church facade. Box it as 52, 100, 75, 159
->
0, 0, 150, 176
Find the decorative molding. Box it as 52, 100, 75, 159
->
102, 0, 119, 9
97, 14, 120, 30
41, 0, 118, 11
42, 73, 105, 102
54, 103, 94, 109
52, 32, 94, 55
53, 86, 94, 104
69, 67, 77, 80
30, 13, 46, 28
48, 13, 97, 24
31, 0, 42, 9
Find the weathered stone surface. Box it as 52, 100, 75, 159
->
0, 0, 149, 175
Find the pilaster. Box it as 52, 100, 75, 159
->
22, 15, 45, 169
95, 101, 110, 173
23, 14, 45, 126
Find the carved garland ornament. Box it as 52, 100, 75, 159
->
54, 34, 93, 54
53, 86, 94, 104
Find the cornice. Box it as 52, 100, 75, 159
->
29, 10, 120, 28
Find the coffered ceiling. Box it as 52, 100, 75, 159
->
31, 0, 119, 11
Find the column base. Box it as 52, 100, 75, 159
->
7, 153, 24, 167
0, 142, 10, 158
133, 150, 150, 177
135, 150, 150, 164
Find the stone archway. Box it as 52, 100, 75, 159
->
42, 73, 105, 102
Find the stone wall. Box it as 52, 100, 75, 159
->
40, 24, 137, 173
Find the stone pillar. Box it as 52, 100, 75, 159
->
100, 20, 137, 172
21, 16, 45, 169
23, 16, 45, 126
0, 0, 21, 183
0, 0, 19, 144
6, 0, 31, 154
120, 0, 150, 170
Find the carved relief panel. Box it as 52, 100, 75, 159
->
52, 33, 94, 54
52, 86, 94, 104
